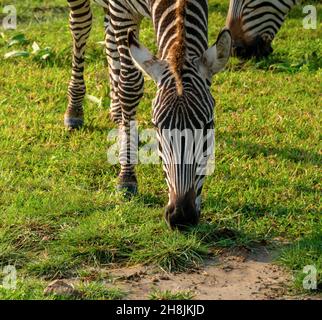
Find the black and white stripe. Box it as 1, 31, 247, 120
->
226, 0, 298, 58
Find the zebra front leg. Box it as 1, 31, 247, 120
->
65, 0, 92, 130
117, 68, 144, 196
115, 27, 144, 196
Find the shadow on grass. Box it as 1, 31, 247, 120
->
79, 123, 114, 134
57, 204, 117, 219
136, 193, 165, 208
188, 222, 272, 259
204, 198, 320, 219
222, 137, 321, 166
239, 142, 321, 166
192, 224, 240, 244
230, 52, 321, 74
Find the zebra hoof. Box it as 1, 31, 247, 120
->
117, 183, 138, 199
64, 116, 84, 130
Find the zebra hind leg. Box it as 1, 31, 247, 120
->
117, 73, 144, 197
104, 14, 122, 125
65, 0, 92, 130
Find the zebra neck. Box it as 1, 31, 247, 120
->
151, 0, 209, 70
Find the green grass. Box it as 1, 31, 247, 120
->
0, 0, 321, 299
278, 233, 321, 293
0, 276, 126, 300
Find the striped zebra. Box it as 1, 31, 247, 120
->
226, 0, 299, 58
65, 0, 232, 229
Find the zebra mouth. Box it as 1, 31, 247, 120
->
165, 189, 200, 230
165, 206, 200, 231
232, 35, 273, 59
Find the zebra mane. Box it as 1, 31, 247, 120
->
167, 0, 187, 96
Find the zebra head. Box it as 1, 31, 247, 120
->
226, 0, 297, 59
128, 29, 231, 230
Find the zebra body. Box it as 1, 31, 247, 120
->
65, 0, 231, 229
226, 0, 298, 58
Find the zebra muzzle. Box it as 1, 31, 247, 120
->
165, 188, 200, 230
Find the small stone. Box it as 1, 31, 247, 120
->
44, 280, 81, 298
222, 265, 233, 272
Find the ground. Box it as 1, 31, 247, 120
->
79, 247, 316, 300
0, 0, 321, 300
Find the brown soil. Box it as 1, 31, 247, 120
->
47, 247, 320, 300
102, 247, 319, 300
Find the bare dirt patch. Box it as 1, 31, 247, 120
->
46, 247, 319, 300
103, 247, 318, 300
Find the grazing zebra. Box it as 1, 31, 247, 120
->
65, 0, 232, 230
226, 0, 299, 58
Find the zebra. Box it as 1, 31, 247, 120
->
65, 0, 232, 230
226, 0, 299, 58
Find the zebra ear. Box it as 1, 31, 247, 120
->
198, 29, 232, 80
128, 29, 167, 84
